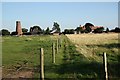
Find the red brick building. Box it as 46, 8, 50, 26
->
16, 21, 23, 35
80, 25, 104, 32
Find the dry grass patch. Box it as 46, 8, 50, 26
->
66, 33, 119, 62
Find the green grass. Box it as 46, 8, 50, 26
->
2, 34, 120, 79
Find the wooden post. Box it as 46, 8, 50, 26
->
103, 52, 108, 80
56, 39, 58, 54
52, 43, 55, 63
58, 38, 60, 48
59, 38, 62, 48
40, 48, 44, 80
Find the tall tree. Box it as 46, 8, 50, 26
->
84, 23, 94, 33
31, 26, 42, 34
45, 27, 50, 34
52, 22, 61, 32
106, 28, 109, 33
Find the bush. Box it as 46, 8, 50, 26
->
110, 27, 120, 33
1, 29, 10, 36
11, 31, 17, 36
93, 27, 104, 33
64, 29, 74, 34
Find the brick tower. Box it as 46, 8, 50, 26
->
16, 21, 23, 35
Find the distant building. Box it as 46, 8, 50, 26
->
74, 31, 81, 34
74, 31, 77, 34
50, 29, 60, 35
16, 21, 23, 35
80, 25, 104, 33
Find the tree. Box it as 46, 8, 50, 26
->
84, 23, 94, 33
30, 26, 43, 35
11, 31, 17, 35
33, 26, 42, 31
45, 27, 50, 35
93, 27, 104, 33
64, 29, 74, 34
75, 27, 84, 34
114, 27, 120, 32
1, 29, 10, 36
110, 27, 120, 33
106, 28, 109, 33
22, 28, 28, 33
52, 22, 61, 32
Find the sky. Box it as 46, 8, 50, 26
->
1, 0, 120, 2
1, 2, 119, 32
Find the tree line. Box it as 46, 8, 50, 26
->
63, 23, 120, 34
1, 22, 60, 36
1, 22, 120, 36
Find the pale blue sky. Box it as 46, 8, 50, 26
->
1, 2, 118, 32
1, 0, 120, 2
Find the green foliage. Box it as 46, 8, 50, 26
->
110, 27, 120, 33
30, 26, 43, 34
44, 27, 50, 35
106, 28, 109, 33
114, 27, 120, 32
1, 29, 10, 36
75, 27, 83, 34
93, 27, 104, 33
64, 29, 74, 34
52, 22, 61, 32
22, 28, 28, 33
11, 31, 17, 35
84, 23, 94, 33
32, 26, 42, 31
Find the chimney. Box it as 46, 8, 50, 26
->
16, 21, 23, 35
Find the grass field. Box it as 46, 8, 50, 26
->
66, 33, 120, 79
66, 33, 119, 61
2, 33, 120, 79
2, 35, 65, 78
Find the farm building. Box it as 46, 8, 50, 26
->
50, 29, 60, 35
80, 23, 104, 33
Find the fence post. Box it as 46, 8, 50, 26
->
103, 52, 108, 80
40, 48, 44, 80
59, 38, 62, 48
52, 43, 55, 63
56, 39, 58, 54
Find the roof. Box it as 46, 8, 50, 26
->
50, 29, 59, 33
